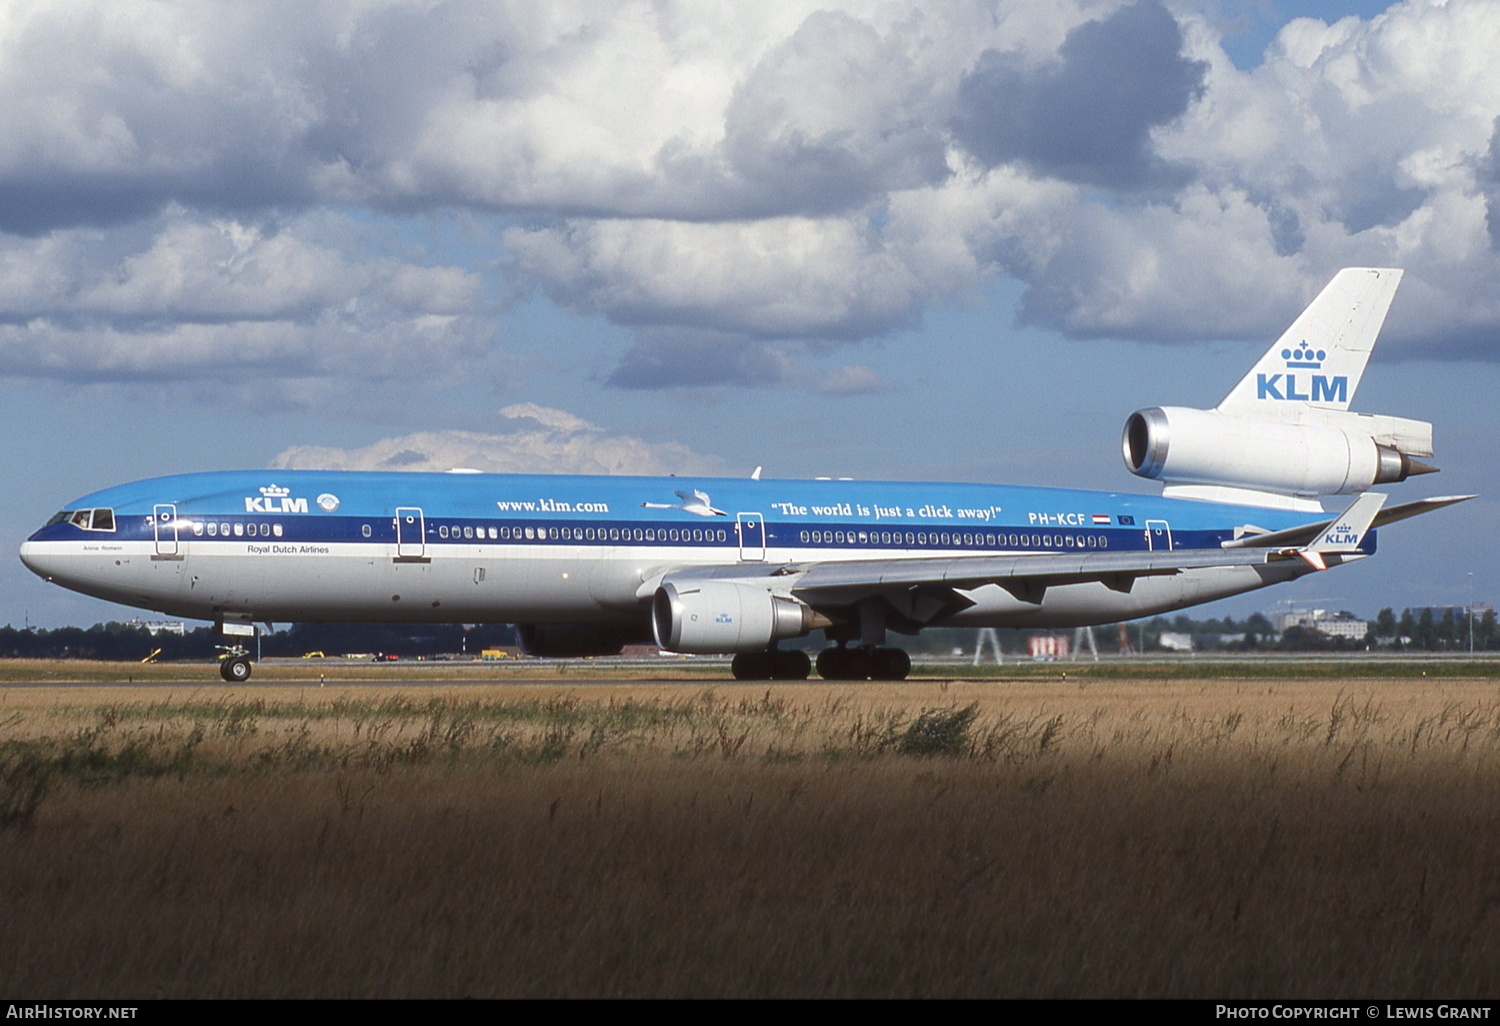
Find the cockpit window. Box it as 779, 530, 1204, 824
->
48, 508, 116, 532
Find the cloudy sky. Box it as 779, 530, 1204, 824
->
4, 0, 1497, 629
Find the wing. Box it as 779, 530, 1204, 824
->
641, 493, 1467, 626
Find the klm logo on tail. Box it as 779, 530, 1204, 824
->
1255, 341, 1347, 403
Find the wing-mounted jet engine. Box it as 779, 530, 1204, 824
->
1122, 268, 1436, 511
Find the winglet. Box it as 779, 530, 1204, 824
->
1293, 491, 1387, 570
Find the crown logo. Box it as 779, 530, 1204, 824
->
259, 484, 291, 498
1281, 340, 1325, 369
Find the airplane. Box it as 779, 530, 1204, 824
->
19, 267, 1471, 683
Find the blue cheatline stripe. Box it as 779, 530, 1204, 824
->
34, 511, 1255, 554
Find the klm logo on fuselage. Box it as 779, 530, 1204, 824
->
1256, 340, 1346, 403
245, 484, 308, 514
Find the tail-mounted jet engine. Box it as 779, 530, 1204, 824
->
1120, 267, 1437, 507
1123, 406, 1437, 501
652, 580, 820, 654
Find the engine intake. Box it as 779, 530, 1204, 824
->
652, 580, 815, 654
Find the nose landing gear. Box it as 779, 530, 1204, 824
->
217, 645, 253, 683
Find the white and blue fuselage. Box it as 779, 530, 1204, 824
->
19, 469, 1335, 630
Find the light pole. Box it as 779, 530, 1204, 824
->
1469, 572, 1475, 655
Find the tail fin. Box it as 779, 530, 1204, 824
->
1218, 268, 1403, 416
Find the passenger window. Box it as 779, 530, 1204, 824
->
234, 523, 244, 537
488, 527, 497, 540
273, 524, 283, 538
247, 524, 257, 538
207, 523, 218, 537
361, 524, 372, 538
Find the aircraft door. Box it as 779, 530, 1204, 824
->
153, 504, 179, 557
396, 507, 426, 559
736, 513, 766, 562
1145, 519, 1173, 551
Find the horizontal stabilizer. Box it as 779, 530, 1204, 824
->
1222, 494, 1473, 550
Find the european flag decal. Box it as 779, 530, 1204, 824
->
1117, 515, 1135, 525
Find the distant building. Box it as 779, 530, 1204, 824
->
1158, 631, 1194, 652
1273, 609, 1368, 640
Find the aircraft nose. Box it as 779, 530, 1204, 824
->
18, 539, 54, 581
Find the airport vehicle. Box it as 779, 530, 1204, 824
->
19, 268, 1468, 681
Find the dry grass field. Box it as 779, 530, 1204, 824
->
3, 667, 1500, 998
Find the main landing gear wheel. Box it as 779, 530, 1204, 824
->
220, 657, 253, 683
731, 650, 812, 680
815, 646, 910, 681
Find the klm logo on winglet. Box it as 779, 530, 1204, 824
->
245, 484, 309, 514
1256, 341, 1347, 403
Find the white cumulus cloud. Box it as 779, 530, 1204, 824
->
269, 402, 726, 475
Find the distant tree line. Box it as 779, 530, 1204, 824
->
1369, 607, 1499, 652
0, 622, 521, 662
2, 607, 1497, 662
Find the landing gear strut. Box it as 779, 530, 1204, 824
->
815, 646, 911, 681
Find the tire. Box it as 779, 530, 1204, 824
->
220, 657, 252, 683
731, 652, 769, 680
817, 647, 870, 681
871, 647, 911, 681
773, 649, 811, 680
